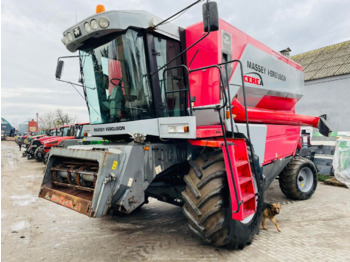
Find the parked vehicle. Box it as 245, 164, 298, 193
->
24, 128, 61, 159
22, 134, 47, 158
35, 123, 89, 163
1, 130, 6, 141
39, 2, 331, 249
1, 118, 15, 138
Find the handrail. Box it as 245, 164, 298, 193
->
162, 65, 193, 116
217, 59, 258, 188
189, 64, 242, 213
161, 59, 259, 214
188, 59, 259, 213
189, 64, 228, 110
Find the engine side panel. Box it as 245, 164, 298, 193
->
263, 125, 300, 165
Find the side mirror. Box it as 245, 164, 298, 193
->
55, 60, 64, 79
202, 1, 219, 32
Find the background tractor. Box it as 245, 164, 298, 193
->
34, 123, 89, 163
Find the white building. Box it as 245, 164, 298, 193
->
292, 40, 350, 132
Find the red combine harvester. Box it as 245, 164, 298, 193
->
39, 1, 331, 249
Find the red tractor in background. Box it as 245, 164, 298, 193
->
22, 133, 55, 159
24, 126, 66, 159
39, 1, 331, 249
35, 123, 89, 163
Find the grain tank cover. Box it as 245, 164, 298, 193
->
186, 19, 305, 112
229, 43, 304, 110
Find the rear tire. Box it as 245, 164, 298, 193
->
27, 147, 35, 160
44, 153, 49, 165
182, 149, 264, 249
34, 147, 41, 161
279, 156, 317, 200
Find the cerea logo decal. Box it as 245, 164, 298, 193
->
243, 72, 264, 86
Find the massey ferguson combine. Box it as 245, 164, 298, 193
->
39, 1, 331, 248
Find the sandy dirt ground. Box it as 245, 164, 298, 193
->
2, 140, 350, 262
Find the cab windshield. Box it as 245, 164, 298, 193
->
61, 127, 71, 136
80, 29, 154, 124
49, 129, 57, 136
74, 125, 83, 138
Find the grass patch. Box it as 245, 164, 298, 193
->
318, 174, 331, 182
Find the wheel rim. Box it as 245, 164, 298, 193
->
297, 167, 314, 192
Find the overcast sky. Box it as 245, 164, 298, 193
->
2, 0, 350, 128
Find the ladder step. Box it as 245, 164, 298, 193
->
242, 192, 255, 202
242, 209, 255, 219
238, 176, 252, 185
235, 160, 248, 168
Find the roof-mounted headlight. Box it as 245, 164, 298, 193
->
90, 19, 99, 30
62, 36, 68, 45
84, 22, 92, 33
99, 17, 109, 28
67, 32, 73, 42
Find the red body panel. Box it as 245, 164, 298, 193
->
196, 125, 223, 138
263, 125, 300, 165
219, 20, 302, 73
191, 123, 301, 165
30, 135, 46, 140
42, 123, 88, 153
185, 19, 326, 170
184, 19, 321, 142
37, 136, 59, 143
186, 23, 221, 107
186, 20, 303, 111
43, 136, 75, 153
255, 96, 298, 111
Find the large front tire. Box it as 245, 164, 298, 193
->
182, 149, 264, 249
279, 156, 317, 200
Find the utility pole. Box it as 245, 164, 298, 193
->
36, 113, 39, 132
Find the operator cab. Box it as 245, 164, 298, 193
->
60, 125, 72, 136
74, 123, 89, 138
59, 10, 188, 125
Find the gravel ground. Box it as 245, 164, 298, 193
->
2, 140, 350, 262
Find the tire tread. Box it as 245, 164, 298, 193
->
279, 156, 317, 200
182, 148, 264, 249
